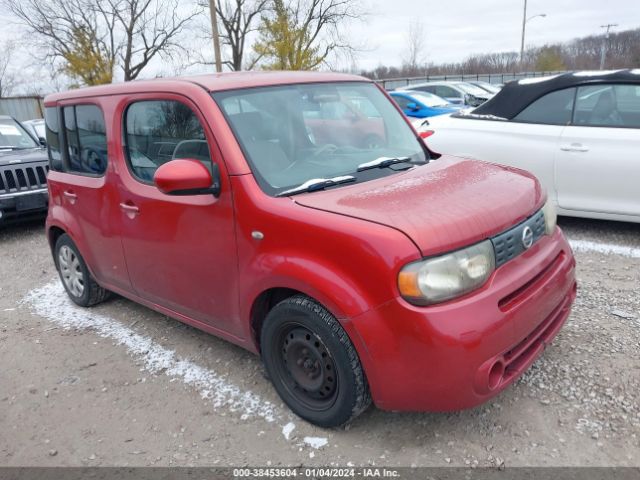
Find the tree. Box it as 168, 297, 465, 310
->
253, 0, 361, 70
535, 46, 565, 71
3, 0, 117, 86
0, 41, 17, 97
3, 0, 201, 85
62, 26, 115, 85
96, 0, 202, 81
209, 0, 270, 70
402, 20, 426, 74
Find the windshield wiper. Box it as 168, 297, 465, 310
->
277, 175, 356, 197
357, 156, 413, 172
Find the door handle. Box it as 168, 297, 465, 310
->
119, 202, 139, 218
63, 190, 77, 204
560, 143, 589, 152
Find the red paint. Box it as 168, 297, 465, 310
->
153, 159, 212, 194
45, 72, 576, 413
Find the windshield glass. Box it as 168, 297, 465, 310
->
455, 83, 490, 96
213, 82, 427, 196
409, 92, 450, 107
0, 118, 39, 149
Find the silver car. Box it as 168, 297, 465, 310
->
402, 81, 494, 107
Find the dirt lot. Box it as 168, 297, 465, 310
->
1, 216, 639, 468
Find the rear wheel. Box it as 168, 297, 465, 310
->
54, 234, 110, 307
261, 295, 371, 427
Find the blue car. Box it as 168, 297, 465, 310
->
390, 91, 462, 118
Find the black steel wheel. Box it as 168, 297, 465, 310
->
261, 295, 371, 427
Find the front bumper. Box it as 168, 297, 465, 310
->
348, 227, 576, 411
0, 189, 49, 223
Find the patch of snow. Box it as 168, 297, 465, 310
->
573, 70, 622, 77
22, 281, 280, 423
282, 422, 296, 440
303, 436, 328, 449
569, 239, 640, 259
3, 308, 16, 311
630, 69, 640, 75
457, 113, 507, 121
519, 74, 561, 85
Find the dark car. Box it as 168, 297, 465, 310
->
0, 115, 49, 224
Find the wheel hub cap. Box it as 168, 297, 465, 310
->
58, 245, 85, 297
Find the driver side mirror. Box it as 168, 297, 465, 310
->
153, 159, 221, 197
407, 102, 421, 111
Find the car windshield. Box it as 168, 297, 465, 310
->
213, 82, 427, 196
407, 92, 450, 107
0, 118, 39, 150
455, 83, 490, 96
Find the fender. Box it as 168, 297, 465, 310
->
241, 253, 378, 325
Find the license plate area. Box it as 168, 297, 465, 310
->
16, 193, 47, 211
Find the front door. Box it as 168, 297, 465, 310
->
115, 95, 240, 336
556, 83, 640, 216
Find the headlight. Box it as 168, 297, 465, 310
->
542, 199, 557, 235
398, 240, 496, 306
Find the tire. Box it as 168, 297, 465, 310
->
54, 234, 110, 307
261, 295, 371, 427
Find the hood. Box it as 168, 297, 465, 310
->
0, 148, 48, 166
293, 156, 543, 256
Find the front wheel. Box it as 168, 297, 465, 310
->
261, 295, 371, 427
54, 234, 110, 307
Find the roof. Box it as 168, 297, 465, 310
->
44, 71, 369, 103
472, 69, 640, 119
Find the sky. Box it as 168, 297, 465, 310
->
1, 0, 639, 93
348, 0, 640, 70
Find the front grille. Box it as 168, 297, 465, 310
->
0, 164, 49, 195
491, 209, 545, 267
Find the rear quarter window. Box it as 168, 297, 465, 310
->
513, 88, 576, 125
63, 105, 108, 175
45, 107, 63, 171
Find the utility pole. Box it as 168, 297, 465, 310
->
520, 0, 546, 69
520, 0, 528, 65
599, 23, 618, 70
208, 0, 222, 72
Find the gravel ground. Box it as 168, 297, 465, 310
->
0, 216, 639, 467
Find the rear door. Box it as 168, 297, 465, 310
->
556, 83, 640, 216
115, 94, 240, 336
46, 103, 131, 291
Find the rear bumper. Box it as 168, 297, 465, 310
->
349, 227, 576, 411
0, 189, 49, 223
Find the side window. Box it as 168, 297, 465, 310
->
124, 100, 211, 182
415, 86, 435, 94
63, 105, 108, 175
574, 84, 640, 128
513, 88, 575, 125
45, 107, 62, 171
436, 86, 459, 98
392, 95, 411, 109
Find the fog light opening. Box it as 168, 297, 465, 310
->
488, 360, 505, 390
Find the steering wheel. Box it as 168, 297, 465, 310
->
313, 143, 338, 157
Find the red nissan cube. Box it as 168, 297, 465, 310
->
44, 72, 576, 427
